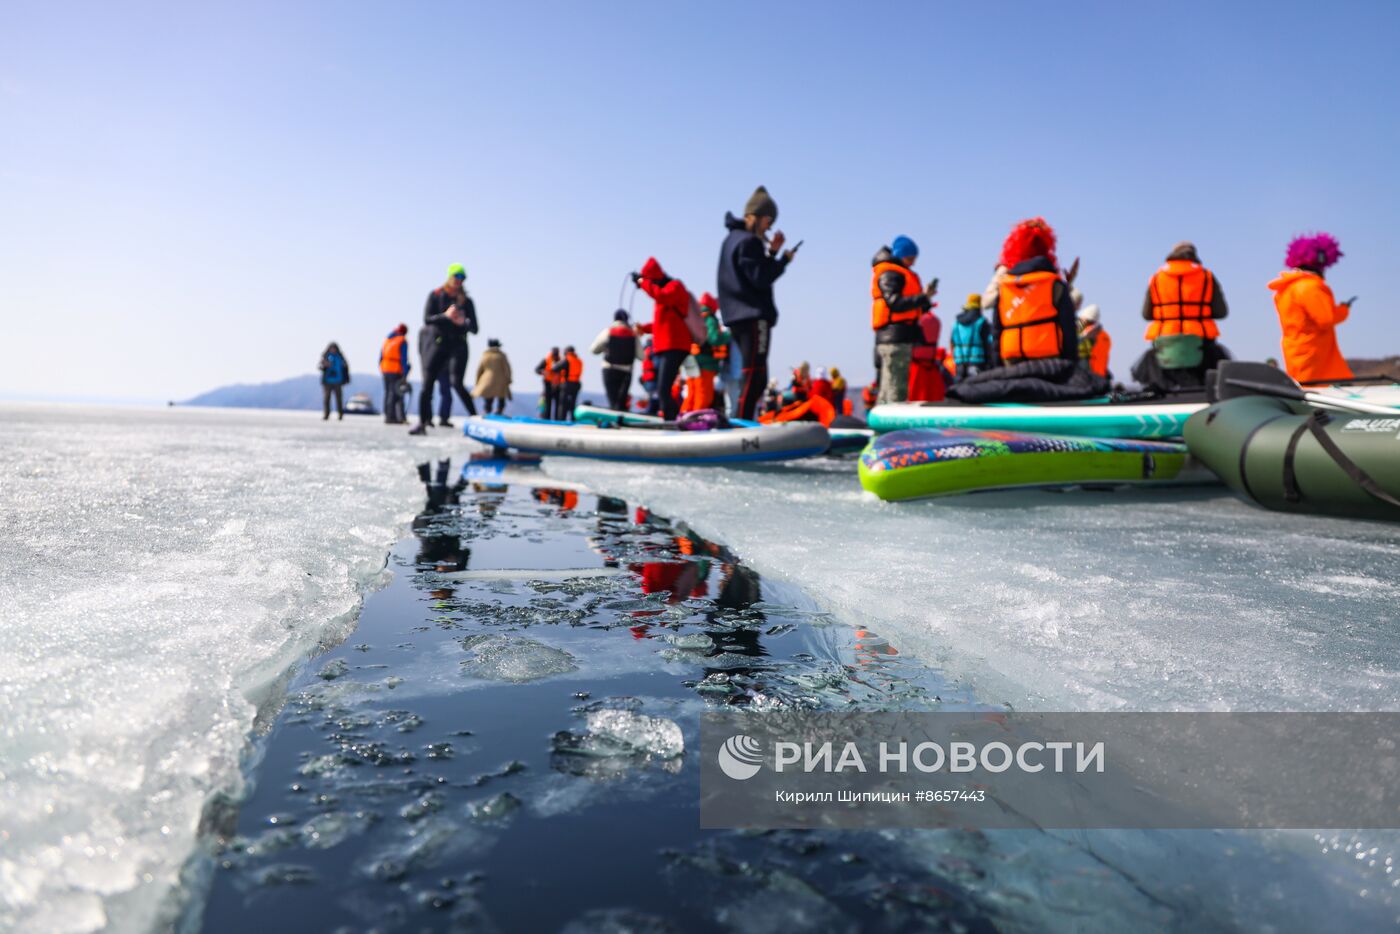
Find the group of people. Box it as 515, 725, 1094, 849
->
319, 186, 1358, 429
865, 218, 1358, 407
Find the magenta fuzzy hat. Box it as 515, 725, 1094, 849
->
1285, 233, 1342, 271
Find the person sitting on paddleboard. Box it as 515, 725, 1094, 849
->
1131, 240, 1230, 392
1077, 305, 1112, 380
986, 218, 1079, 369
950, 293, 992, 382
1269, 232, 1354, 384
632, 257, 692, 421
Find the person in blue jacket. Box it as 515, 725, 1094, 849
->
949, 293, 992, 381
319, 342, 350, 420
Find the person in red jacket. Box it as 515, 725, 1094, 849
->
908, 308, 946, 402
632, 257, 692, 421
809, 368, 834, 402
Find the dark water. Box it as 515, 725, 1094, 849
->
195, 458, 993, 932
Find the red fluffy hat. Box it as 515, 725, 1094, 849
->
999, 217, 1058, 270
698, 292, 718, 311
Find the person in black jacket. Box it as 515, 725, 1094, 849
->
716, 186, 797, 420
590, 309, 639, 411
410, 264, 478, 435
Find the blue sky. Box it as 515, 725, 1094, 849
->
2, 0, 1397, 401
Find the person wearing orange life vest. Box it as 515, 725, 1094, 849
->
987, 218, 1077, 367
554, 346, 584, 421
379, 323, 411, 423
1269, 232, 1354, 383
1076, 305, 1111, 379
871, 235, 937, 405
1131, 240, 1230, 391
534, 347, 561, 420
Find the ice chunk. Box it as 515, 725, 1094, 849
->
458, 634, 578, 682
0, 404, 461, 933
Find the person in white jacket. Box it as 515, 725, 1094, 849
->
589, 309, 640, 411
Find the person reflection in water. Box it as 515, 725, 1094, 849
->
413, 460, 470, 587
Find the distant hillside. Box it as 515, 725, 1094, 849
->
1348, 357, 1400, 380
182, 374, 581, 417
183, 374, 325, 409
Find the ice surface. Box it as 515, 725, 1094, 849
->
546, 459, 1400, 713
0, 403, 457, 933
544, 458, 1400, 924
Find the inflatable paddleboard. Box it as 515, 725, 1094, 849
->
869, 381, 1400, 439
858, 428, 1209, 501
572, 404, 872, 453
464, 415, 829, 464
868, 396, 1204, 439
1184, 395, 1400, 522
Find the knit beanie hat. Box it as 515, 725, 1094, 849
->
890, 235, 919, 259
614, 309, 629, 322
1077, 303, 1101, 324
743, 186, 778, 220
963, 293, 982, 311
1166, 241, 1199, 262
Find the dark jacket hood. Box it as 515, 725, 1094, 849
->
1008, 255, 1058, 276
872, 246, 896, 267
724, 211, 746, 232
957, 307, 985, 326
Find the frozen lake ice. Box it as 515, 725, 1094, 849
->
0, 404, 456, 932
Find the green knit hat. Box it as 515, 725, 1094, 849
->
743, 186, 777, 220
447, 263, 466, 280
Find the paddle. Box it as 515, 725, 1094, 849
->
1210, 361, 1398, 416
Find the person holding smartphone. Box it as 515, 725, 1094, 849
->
410, 263, 478, 435
1270, 232, 1354, 383
870, 235, 937, 405
716, 186, 798, 420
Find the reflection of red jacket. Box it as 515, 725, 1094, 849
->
631, 561, 707, 602
636, 257, 693, 353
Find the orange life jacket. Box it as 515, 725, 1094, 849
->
1146, 261, 1219, 340
542, 354, 562, 384
565, 352, 583, 382
871, 262, 924, 331
379, 334, 406, 374
998, 270, 1063, 362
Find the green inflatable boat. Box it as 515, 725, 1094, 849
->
858, 428, 1208, 501
1184, 395, 1400, 521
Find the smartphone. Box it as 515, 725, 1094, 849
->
1344, 295, 1358, 306
929, 277, 940, 292
789, 240, 804, 254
